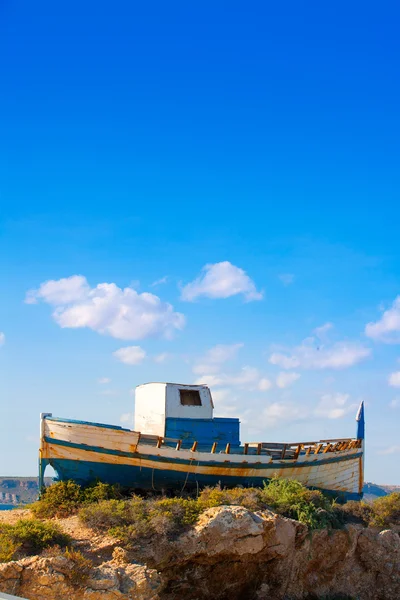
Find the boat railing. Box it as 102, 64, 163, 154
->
139, 433, 362, 460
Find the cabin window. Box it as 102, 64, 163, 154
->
179, 389, 202, 406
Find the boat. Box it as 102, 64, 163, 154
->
39, 382, 365, 500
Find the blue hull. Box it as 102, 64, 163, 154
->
46, 457, 362, 501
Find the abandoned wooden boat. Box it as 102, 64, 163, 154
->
39, 383, 365, 500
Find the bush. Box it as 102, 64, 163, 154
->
64, 548, 93, 586
259, 477, 343, 530
80, 495, 202, 544
31, 481, 120, 518
197, 486, 261, 512
82, 481, 121, 504
79, 478, 344, 548
0, 519, 70, 562
79, 499, 132, 530
31, 481, 83, 518
338, 500, 373, 526
369, 492, 400, 528
0, 534, 20, 563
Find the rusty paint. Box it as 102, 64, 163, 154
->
358, 455, 363, 495
293, 444, 302, 460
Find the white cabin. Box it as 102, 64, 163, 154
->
134, 382, 214, 437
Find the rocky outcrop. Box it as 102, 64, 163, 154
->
0, 551, 163, 600
0, 506, 399, 600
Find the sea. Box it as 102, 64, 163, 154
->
0, 505, 14, 510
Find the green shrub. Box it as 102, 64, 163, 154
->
32, 481, 121, 518
79, 499, 132, 530
0, 519, 70, 562
338, 500, 373, 526
369, 492, 400, 528
80, 495, 202, 544
79, 478, 344, 547
0, 534, 20, 562
197, 486, 261, 511
32, 481, 83, 518
82, 481, 121, 504
64, 548, 93, 586
259, 477, 343, 530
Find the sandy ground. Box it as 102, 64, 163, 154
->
0, 508, 119, 563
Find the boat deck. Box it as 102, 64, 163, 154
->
138, 433, 362, 459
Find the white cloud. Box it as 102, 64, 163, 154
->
194, 366, 263, 389
192, 343, 243, 374
269, 332, 370, 371
25, 275, 89, 305
26, 275, 185, 340
313, 322, 333, 340
211, 388, 239, 416
365, 296, 400, 343
99, 389, 118, 396
276, 372, 300, 389
263, 402, 305, 427
314, 393, 354, 419
388, 371, 400, 387
378, 445, 400, 455
278, 273, 294, 286
151, 276, 168, 287
181, 261, 263, 302
258, 377, 272, 391
113, 346, 146, 365
98, 377, 111, 384
194, 373, 226, 387
230, 366, 260, 386
389, 398, 400, 409
120, 413, 133, 424
153, 352, 171, 363
211, 388, 231, 403
0, 332, 5, 346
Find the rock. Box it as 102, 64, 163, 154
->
87, 566, 119, 590
0, 552, 163, 600
0, 505, 399, 600
111, 546, 129, 565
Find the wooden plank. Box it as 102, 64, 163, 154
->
293, 444, 302, 459
314, 443, 323, 454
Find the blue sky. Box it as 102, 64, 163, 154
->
1, 1, 400, 483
